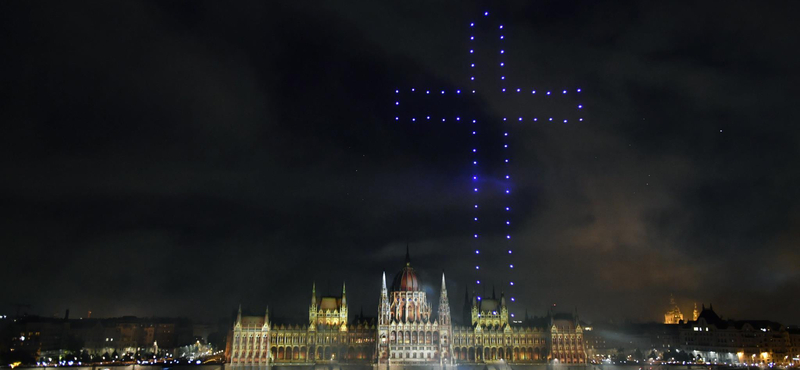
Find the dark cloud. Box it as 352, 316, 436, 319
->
1, 1, 798, 325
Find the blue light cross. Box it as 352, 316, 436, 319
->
392, 10, 586, 319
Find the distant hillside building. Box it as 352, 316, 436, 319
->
664, 294, 684, 324
678, 305, 791, 365
584, 305, 797, 366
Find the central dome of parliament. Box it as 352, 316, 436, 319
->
391, 247, 420, 291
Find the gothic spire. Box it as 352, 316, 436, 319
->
439, 271, 450, 324
439, 272, 449, 305
311, 282, 317, 306
236, 304, 242, 325
405, 243, 411, 266
379, 272, 390, 325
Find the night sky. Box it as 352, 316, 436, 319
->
1, 1, 799, 325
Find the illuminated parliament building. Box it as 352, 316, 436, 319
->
227, 252, 587, 369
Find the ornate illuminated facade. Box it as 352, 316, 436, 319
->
451, 290, 586, 364
229, 306, 271, 369
229, 283, 375, 370
309, 282, 348, 331
376, 252, 453, 366
228, 253, 587, 368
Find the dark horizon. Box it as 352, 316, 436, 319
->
1, 1, 799, 326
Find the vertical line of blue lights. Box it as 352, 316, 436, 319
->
497, 19, 517, 320
469, 14, 482, 305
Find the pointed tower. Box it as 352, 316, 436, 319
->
309, 282, 318, 330
693, 302, 699, 321
500, 291, 509, 327
231, 304, 242, 367
235, 304, 242, 328
262, 306, 271, 367
340, 282, 348, 331
438, 272, 453, 364
471, 290, 479, 326
379, 271, 390, 324
312, 282, 317, 306
377, 271, 393, 364
438, 272, 451, 325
